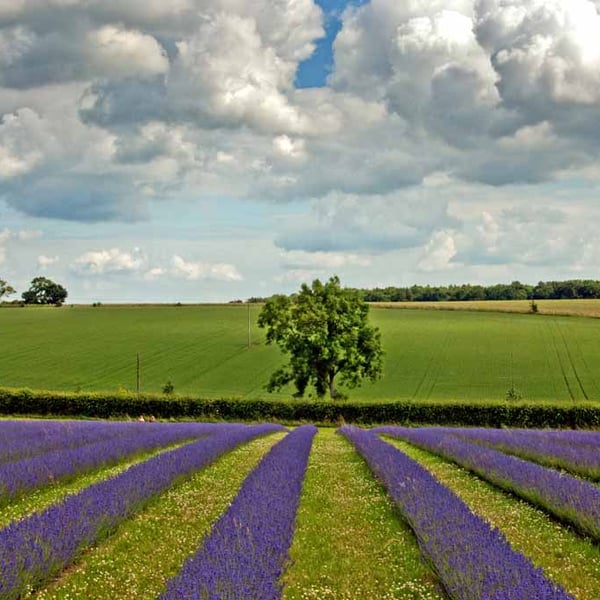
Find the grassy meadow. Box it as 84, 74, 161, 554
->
1, 302, 600, 402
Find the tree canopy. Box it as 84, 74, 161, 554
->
0, 279, 16, 300
258, 276, 383, 399
22, 277, 68, 305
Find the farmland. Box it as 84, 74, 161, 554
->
2, 419, 600, 599
2, 303, 600, 402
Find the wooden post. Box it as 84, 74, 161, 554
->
247, 303, 251, 349
136, 352, 140, 398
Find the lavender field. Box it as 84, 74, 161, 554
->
1, 420, 600, 599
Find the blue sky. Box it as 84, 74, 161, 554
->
296, 0, 369, 88
2, 0, 600, 302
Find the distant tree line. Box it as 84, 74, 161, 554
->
358, 280, 600, 302
246, 280, 600, 304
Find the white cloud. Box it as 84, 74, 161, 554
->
272, 135, 307, 161
17, 229, 42, 241
277, 191, 457, 253
281, 250, 371, 269
0, 108, 50, 177
274, 268, 316, 284
476, 0, 600, 105
37, 254, 59, 268
72, 248, 145, 275
86, 25, 169, 79
143, 267, 165, 281
417, 230, 457, 271
171, 255, 242, 282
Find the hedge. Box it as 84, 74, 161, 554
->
1, 387, 600, 428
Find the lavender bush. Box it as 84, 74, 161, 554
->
0, 420, 225, 465
0, 423, 283, 600
0, 421, 230, 502
435, 427, 600, 480
340, 426, 572, 600
159, 424, 317, 600
0, 420, 150, 464
376, 426, 600, 542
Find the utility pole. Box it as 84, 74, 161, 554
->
247, 303, 251, 349
136, 352, 141, 398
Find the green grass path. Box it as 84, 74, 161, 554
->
283, 429, 446, 600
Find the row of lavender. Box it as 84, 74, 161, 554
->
0, 422, 283, 600
376, 426, 600, 542
0, 419, 164, 464
432, 426, 600, 479
340, 426, 572, 600
160, 425, 317, 599
0, 421, 232, 502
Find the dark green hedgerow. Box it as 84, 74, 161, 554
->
1, 387, 600, 428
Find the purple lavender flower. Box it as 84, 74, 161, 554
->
159, 424, 317, 600
0, 423, 283, 599
375, 426, 600, 542
0, 421, 233, 502
427, 427, 600, 480
0, 420, 149, 464
340, 425, 572, 600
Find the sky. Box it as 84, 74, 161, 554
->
2, 0, 600, 303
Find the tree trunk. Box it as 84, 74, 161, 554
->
328, 371, 336, 399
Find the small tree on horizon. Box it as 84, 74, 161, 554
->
0, 278, 16, 300
258, 276, 383, 400
22, 277, 68, 305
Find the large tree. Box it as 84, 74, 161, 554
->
258, 276, 383, 399
22, 277, 68, 305
0, 279, 16, 300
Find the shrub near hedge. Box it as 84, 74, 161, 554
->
1, 387, 600, 428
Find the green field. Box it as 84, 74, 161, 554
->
2, 304, 600, 402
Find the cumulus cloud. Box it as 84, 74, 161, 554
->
276, 191, 458, 253
171, 255, 242, 282
85, 25, 169, 79
281, 249, 371, 269
72, 247, 145, 275
417, 230, 458, 271
476, 0, 600, 106
0, 108, 48, 177
37, 254, 59, 268
452, 206, 583, 267
143, 266, 165, 281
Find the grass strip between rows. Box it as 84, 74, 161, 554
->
387, 437, 600, 600
33, 432, 286, 600
282, 428, 446, 600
